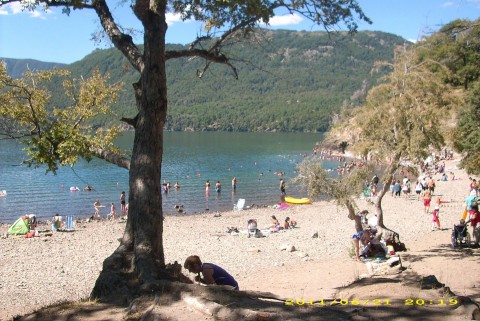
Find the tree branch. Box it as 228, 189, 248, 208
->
91, 0, 144, 72
92, 147, 130, 170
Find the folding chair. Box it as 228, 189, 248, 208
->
65, 215, 75, 231
234, 198, 246, 211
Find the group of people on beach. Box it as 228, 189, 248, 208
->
270, 215, 296, 231
352, 154, 469, 261
91, 191, 128, 221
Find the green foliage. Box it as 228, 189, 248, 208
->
299, 25, 465, 229
0, 65, 123, 173
22, 29, 405, 132
295, 157, 373, 212
453, 82, 480, 174
1, 58, 66, 79
332, 44, 458, 165
418, 18, 480, 174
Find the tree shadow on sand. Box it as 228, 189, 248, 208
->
401, 243, 480, 263
13, 269, 480, 321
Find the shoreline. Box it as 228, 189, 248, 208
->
1, 157, 479, 320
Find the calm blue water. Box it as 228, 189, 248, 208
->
0, 132, 337, 223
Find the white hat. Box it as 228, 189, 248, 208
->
434, 206, 439, 210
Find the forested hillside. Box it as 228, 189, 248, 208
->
3, 29, 406, 132
1, 58, 66, 79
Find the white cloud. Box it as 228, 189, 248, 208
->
3, 2, 51, 18
0, 8, 8, 15
166, 12, 183, 26
441, 1, 454, 8
407, 38, 417, 43
8, 2, 23, 14
267, 13, 303, 26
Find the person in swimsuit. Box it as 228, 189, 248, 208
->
205, 180, 211, 193
279, 179, 286, 195
184, 255, 239, 290
120, 191, 126, 215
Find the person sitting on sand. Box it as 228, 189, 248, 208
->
22, 214, 37, 231
352, 229, 385, 261
270, 215, 281, 231
284, 217, 297, 229
184, 255, 238, 290
52, 213, 62, 231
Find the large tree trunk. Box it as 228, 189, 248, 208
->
91, 5, 168, 300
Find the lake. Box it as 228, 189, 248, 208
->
0, 132, 338, 223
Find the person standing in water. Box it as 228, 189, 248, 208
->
120, 191, 126, 216
279, 179, 286, 196
231, 177, 237, 190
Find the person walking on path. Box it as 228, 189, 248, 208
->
393, 180, 401, 198
415, 181, 423, 201
423, 189, 432, 213
431, 206, 441, 231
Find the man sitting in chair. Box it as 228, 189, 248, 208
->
52, 213, 62, 231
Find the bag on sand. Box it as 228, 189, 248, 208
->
382, 229, 406, 252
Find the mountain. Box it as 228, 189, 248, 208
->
1, 58, 66, 79
2, 29, 407, 132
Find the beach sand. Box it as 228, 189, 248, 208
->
1, 158, 479, 320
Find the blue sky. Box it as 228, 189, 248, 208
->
1, 0, 479, 64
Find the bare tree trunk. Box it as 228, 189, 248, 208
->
346, 200, 363, 232
375, 153, 401, 228
91, 7, 168, 300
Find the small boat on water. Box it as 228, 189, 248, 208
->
284, 196, 311, 204
0, 190, 6, 197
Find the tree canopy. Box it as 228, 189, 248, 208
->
305, 30, 463, 232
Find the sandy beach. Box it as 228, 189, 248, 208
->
1, 157, 479, 320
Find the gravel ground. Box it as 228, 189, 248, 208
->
0, 158, 472, 320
